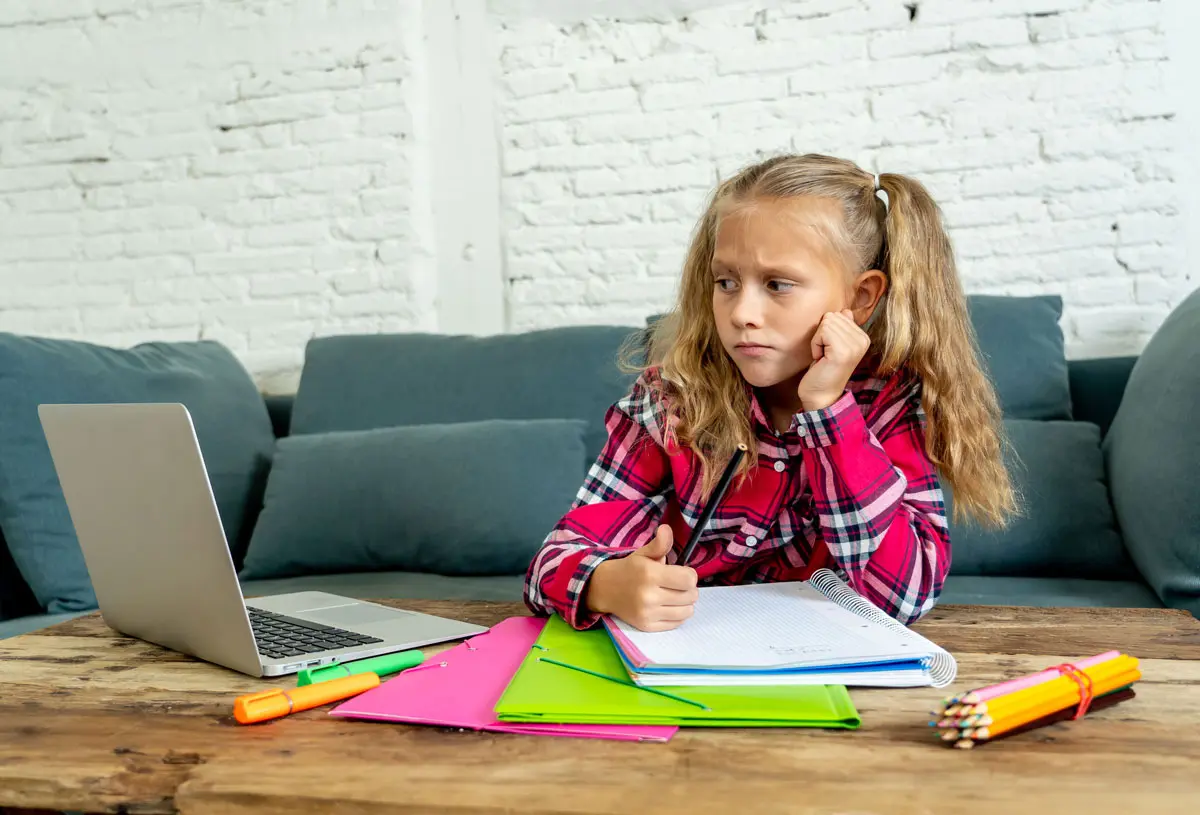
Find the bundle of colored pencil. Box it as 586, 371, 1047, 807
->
931, 650, 1141, 749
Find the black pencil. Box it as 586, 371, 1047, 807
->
679, 443, 748, 564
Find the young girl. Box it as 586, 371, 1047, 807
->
524, 153, 1016, 633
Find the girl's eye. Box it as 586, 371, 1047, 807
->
767, 280, 795, 293
715, 278, 737, 292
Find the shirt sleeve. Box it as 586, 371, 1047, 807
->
794, 374, 949, 625
523, 372, 673, 630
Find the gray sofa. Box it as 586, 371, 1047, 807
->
1, 291, 1197, 640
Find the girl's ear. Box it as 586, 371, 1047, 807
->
850, 269, 888, 326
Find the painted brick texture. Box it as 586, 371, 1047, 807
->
497, 0, 1184, 358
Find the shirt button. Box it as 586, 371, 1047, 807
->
773, 460, 786, 472
797, 427, 807, 438
745, 535, 758, 546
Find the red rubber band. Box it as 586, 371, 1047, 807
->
1054, 663, 1095, 720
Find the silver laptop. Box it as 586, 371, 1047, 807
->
37, 402, 488, 677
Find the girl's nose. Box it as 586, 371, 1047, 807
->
730, 291, 764, 329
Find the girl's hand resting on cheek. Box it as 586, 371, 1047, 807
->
586, 525, 699, 632
797, 309, 872, 412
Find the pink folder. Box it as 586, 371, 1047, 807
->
329, 615, 677, 742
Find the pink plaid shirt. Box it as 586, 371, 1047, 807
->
523, 365, 950, 630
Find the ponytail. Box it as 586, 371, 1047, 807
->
873, 173, 1017, 528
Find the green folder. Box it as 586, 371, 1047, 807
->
494, 615, 861, 729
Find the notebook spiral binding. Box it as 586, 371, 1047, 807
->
807, 568, 958, 688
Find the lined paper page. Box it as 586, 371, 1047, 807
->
612, 581, 924, 670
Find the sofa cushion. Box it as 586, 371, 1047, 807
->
242, 572, 527, 603
0, 334, 275, 613
288, 326, 640, 463
1104, 286, 1200, 617
965, 294, 1072, 420
240, 418, 589, 581
939, 576, 1162, 609
945, 419, 1131, 579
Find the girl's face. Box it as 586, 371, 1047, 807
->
710, 196, 871, 397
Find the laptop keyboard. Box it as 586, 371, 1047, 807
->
248, 608, 383, 660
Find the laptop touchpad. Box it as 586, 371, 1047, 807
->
304, 604, 403, 629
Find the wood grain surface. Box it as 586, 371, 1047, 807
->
1, 601, 1198, 815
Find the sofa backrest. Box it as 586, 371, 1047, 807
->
263, 356, 1137, 443
1067, 356, 1139, 438
285, 326, 643, 464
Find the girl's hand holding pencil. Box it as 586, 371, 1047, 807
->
586, 525, 699, 632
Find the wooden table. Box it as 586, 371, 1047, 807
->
1, 602, 1199, 815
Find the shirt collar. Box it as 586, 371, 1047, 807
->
747, 386, 772, 433
746, 386, 803, 440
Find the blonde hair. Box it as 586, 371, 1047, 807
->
641, 153, 1016, 529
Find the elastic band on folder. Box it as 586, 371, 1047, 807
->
403, 661, 448, 674
1054, 663, 1095, 719
537, 656, 710, 710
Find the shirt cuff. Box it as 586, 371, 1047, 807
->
794, 390, 862, 449
564, 548, 627, 630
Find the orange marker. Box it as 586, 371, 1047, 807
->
234, 671, 380, 724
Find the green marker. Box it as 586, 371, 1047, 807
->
297, 649, 425, 687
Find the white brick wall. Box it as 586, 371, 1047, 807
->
0, 0, 434, 391
497, 0, 1188, 358
0, 0, 1193, 390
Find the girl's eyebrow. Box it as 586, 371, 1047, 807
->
723, 262, 806, 278
763, 265, 807, 278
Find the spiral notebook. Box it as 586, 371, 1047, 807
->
603, 568, 957, 688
